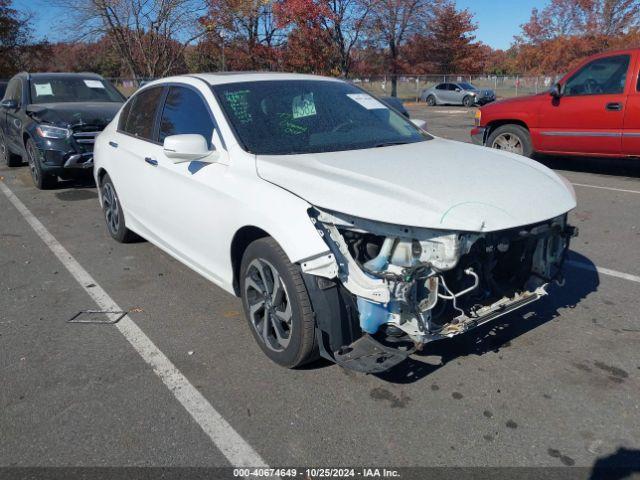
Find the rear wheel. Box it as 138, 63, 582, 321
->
101, 173, 137, 243
1, 131, 20, 167
426, 95, 436, 106
26, 138, 56, 189
240, 237, 318, 368
487, 124, 533, 157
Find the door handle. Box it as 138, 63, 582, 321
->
144, 157, 158, 166
606, 102, 623, 111
108, 141, 118, 148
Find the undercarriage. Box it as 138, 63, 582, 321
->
302, 208, 577, 372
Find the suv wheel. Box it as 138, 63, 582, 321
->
26, 138, 56, 189
101, 173, 137, 243
487, 124, 533, 157
240, 237, 318, 368
1, 131, 20, 167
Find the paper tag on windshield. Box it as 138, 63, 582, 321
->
347, 93, 387, 110
34, 83, 53, 96
84, 79, 105, 89
292, 93, 316, 119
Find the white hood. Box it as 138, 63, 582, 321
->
256, 138, 576, 232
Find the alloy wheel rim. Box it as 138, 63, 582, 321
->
102, 183, 120, 235
492, 133, 523, 155
244, 258, 292, 352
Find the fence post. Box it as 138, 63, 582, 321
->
416, 76, 420, 102
515, 75, 519, 97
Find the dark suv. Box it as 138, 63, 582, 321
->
0, 72, 125, 188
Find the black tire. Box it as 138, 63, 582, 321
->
426, 95, 436, 106
462, 95, 474, 107
100, 173, 137, 243
26, 138, 56, 189
1, 130, 20, 167
240, 237, 318, 368
486, 124, 534, 158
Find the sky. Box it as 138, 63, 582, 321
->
15, 0, 550, 51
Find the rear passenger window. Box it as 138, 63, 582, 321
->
158, 86, 215, 148
122, 87, 164, 141
435, 84, 446, 90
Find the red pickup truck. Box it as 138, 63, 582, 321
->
471, 48, 640, 158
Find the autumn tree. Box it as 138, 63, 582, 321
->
405, 0, 486, 74
54, 0, 209, 80
0, 0, 35, 76
199, 0, 281, 71
363, 0, 431, 95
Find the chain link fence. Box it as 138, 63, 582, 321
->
107, 75, 564, 101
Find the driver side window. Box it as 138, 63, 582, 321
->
564, 55, 630, 96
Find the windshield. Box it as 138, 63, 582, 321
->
211, 80, 430, 155
458, 83, 477, 90
29, 77, 124, 104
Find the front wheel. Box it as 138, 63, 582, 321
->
462, 95, 474, 107
26, 138, 56, 189
240, 237, 318, 368
486, 124, 533, 157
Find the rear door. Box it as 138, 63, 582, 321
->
4, 78, 24, 153
537, 53, 632, 155
622, 54, 640, 155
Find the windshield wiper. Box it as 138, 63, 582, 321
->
373, 141, 410, 148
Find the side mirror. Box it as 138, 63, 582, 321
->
411, 118, 427, 130
0, 99, 18, 109
550, 83, 562, 99
455, 88, 461, 92
163, 134, 217, 163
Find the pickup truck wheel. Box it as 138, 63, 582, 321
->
100, 173, 137, 243
426, 95, 436, 106
240, 237, 318, 368
1, 131, 20, 167
487, 124, 533, 157
462, 95, 474, 107
26, 138, 56, 189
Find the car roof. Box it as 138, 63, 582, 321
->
18, 72, 104, 80
154, 72, 345, 87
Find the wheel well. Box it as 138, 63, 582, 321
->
486, 119, 529, 135
96, 168, 108, 186
230, 226, 269, 296
22, 132, 31, 151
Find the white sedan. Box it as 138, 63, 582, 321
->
94, 73, 577, 373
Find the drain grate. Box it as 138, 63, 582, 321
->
67, 310, 127, 324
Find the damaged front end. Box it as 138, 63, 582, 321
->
302, 208, 577, 373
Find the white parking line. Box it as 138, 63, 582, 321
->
571, 183, 640, 195
567, 260, 640, 284
0, 181, 269, 471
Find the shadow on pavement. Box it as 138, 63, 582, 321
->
536, 154, 640, 178
590, 448, 640, 480
375, 251, 599, 384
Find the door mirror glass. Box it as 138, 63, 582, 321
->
163, 134, 216, 163
1, 99, 18, 109
455, 88, 461, 92
550, 83, 562, 98
411, 118, 427, 130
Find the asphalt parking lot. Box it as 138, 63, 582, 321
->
1, 105, 640, 475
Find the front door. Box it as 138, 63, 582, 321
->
146, 84, 229, 279
537, 53, 632, 155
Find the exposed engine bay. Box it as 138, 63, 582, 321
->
305, 208, 577, 356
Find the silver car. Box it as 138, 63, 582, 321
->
420, 82, 495, 107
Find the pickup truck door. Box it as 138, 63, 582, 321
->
537, 53, 632, 155
622, 54, 640, 156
